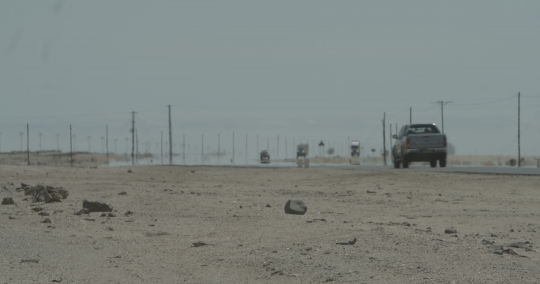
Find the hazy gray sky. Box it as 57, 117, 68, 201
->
1, 0, 540, 158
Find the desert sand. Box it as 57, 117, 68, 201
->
1, 164, 539, 283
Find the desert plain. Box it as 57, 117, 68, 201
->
1, 163, 540, 283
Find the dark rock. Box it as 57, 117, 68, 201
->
118, 192, 127, 195
82, 199, 113, 212
42, 218, 51, 223
127, 169, 132, 173
401, 222, 411, 227
74, 208, 90, 215
1, 197, 15, 205
83, 218, 95, 221
125, 210, 134, 215
9, 216, 16, 219
108, 212, 117, 217
445, 228, 457, 234
366, 190, 377, 194
32, 206, 44, 212
100, 213, 108, 217
21, 183, 30, 188
38, 212, 50, 216
284, 199, 307, 215
266, 204, 271, 208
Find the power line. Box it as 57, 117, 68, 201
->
452, 95, 516, 106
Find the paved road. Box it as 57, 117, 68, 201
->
311, 163, 540, 176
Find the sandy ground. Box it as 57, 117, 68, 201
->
1, 164, 539, 283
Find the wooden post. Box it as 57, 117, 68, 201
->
106, 125, 109, 165
518, 92, 521, 167
27, 123, 30, 166
131, 111, 135, 165
382, 113, 386, 166
168, 105, 173, 165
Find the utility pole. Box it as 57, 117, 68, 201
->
106, 125, 109, 165
70, 125, 73, 167
27, 123, 29, 166
131, 111, 135, 165
410, 107, 412, 124
168, 105, 173, 165
518, 92, 521, 167
382, 113, 386, 166
432, 101, 453, 134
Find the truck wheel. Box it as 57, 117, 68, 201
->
439, 158, 447, 168
403, 158, 409, 169
394, 159, 401, 169
430, 160, 437, 168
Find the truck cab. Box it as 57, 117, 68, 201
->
392, 124, 447, 168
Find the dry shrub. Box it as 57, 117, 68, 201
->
24, 185, 68, 202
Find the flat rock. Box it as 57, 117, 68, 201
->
284, 199, 307, 215
38, 211, 50, 216
367, 190, 377, 194
1, 197, 15, 205
42, 218, 51, 223
118, 192, 127, 195
82, 199, 113, 212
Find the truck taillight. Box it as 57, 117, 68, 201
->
406, 138, 410, 149
443, 136, 447, 147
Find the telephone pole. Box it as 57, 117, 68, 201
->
168, 105, 173, 165
131, 111, 135, 165
518, 92, 521, 167
106, 125, 109, 165
27, 123, 30, 166
382, 113, 387, 166
432, 101, 453, 134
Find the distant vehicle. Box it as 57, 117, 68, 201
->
297, 144, 309, 159
260, 150, 270, 164
350, 140, 360, 156
392, 123, 447, 169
